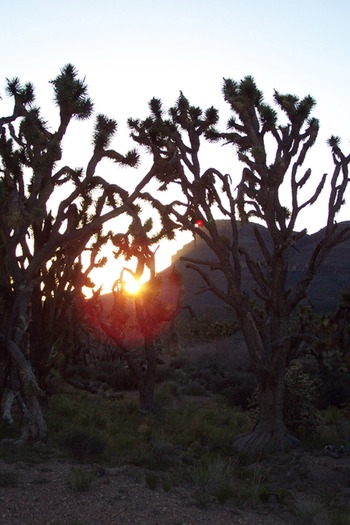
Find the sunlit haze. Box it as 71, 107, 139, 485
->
122, 274, 142, 296
2, 0, 350, 294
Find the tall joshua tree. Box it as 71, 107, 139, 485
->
93, 212, 182, 413
0, 64, 154, 442
29, 228, 109, 388
129, 76, 350, 452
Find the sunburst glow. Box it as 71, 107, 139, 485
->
123, 275, 141, 295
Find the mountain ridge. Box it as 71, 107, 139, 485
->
169, 220, 350, 316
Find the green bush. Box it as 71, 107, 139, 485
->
317, 370, 350, 409
284, 362, 320, 433
177, 318, 236, 343
155, 381, 181, 409
66, 466, 96, 492
45, 389, 249, 469
329, 508, 350, 525
249, 362, 319, 435
183, 380, 207, 396
169, 356, 189, 370
292, 494, 329, 525
145, 471, 160, 490
176, 340, 254, 406
221, 371, 257, 408
192, 456, 236, 508
66, 365, 92, 381
58, 427, 107, 462
133, 439, 177, 470
93, 361, 138, 391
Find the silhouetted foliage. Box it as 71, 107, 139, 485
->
0, 65, 153, 441
129, 76, 350, 452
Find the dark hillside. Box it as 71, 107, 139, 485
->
99, 221, 350, 318
169, 221, 350, 317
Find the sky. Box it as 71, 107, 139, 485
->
2, 0, 350, 292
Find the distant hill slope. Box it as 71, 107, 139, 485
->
169, 220, 350, 317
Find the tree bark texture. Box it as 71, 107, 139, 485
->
233, 364, 300, 453
2, 287, 48, 443
232, 314, 300, 453
138, 334, 157, 413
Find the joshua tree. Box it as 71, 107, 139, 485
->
128, 76, 350, 452
92, 214, 182, 413
29, 229, 108, 388
0, 64, 155, 441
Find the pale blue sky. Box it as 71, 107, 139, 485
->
2, 1, 350, 285
3, 1, 349, 128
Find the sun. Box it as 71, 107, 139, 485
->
123, 275, 142, 295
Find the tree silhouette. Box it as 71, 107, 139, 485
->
0, 65, 155, 441
129, 76, 350, 452
29, 230, 106, 389
88, 214, 182, 413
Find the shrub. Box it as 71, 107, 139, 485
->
177, 318, 237, 343
329, 508, 350, 525
145, 472, 160, 490
284, 362, 320, 433
162, 478, 172, 492
292, 494, 329, 525
134, 439, 177, 470
66, 365, 92, 381
249, 362, 319, 434
183, 380, 207, 396
192, 456, 236, 508
58, 427, 107, 462
93, 361, 138, 391
155, 381, 181, 410
221, 371, 257, 408
234, 460, 274, 507
66, 466, 95, 492
317, 371, 350, 409
215, 483, 235, 504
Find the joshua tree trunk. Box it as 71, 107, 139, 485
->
1, 284, 48, 443
138, 375, 156, 413
233, 360, 299, 453
7, 339, 48, 443
138, 336, 157, 413
99, 320, 157, 414
231, 312, 299, 453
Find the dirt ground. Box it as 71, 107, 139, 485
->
0, 449, 349, 525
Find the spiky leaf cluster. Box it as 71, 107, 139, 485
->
50, 64, 93, 121
6, 77, 35, 108
93, 114, 117, 149
169, 91, 219, 131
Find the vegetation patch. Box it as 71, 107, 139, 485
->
66, 466, 96, 492
192, 456, 237, 508
58, 427, 107, 462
